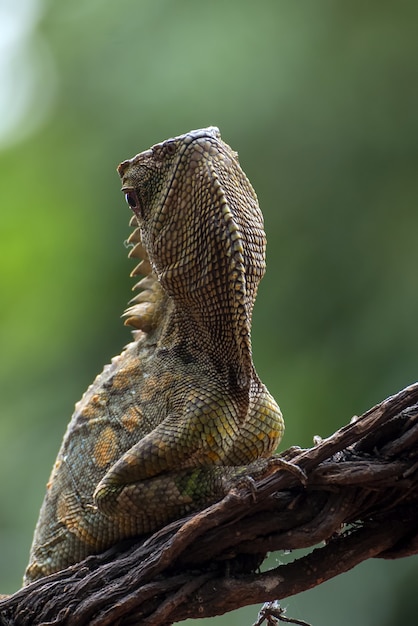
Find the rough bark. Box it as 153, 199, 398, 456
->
1, 383, 418, 626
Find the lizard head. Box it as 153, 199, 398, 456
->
117, 127, 266, 388
117, 126, 222, 222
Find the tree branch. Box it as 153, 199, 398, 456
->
1, 383, 418, 626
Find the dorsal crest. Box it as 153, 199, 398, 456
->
122, 215, 166, 336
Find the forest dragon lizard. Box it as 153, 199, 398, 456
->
24, 126, 284, 584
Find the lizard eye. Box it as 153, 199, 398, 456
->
124, 191, 142, 214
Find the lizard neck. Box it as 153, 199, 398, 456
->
158, 293, 256, 392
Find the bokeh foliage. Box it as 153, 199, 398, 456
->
0, 1, 417, 623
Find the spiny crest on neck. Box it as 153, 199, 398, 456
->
122, 215, 166, 338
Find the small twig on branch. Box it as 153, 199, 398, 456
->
1, 383, 418, 626
253, 600, 312, 626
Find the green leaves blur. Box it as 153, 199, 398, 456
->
0, 1, 417, 622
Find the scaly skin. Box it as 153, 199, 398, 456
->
24, 127, 284, 584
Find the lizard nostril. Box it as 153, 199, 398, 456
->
117, 160, 130, 176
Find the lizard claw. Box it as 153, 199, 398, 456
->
265, 456, 308, 486
232, 475, 259, 502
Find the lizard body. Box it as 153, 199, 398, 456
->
25, 127, 284, 584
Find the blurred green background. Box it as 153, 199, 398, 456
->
1, 0, 417, 623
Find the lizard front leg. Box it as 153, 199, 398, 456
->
95, 459, 285, 522
93, 394, 244, 518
